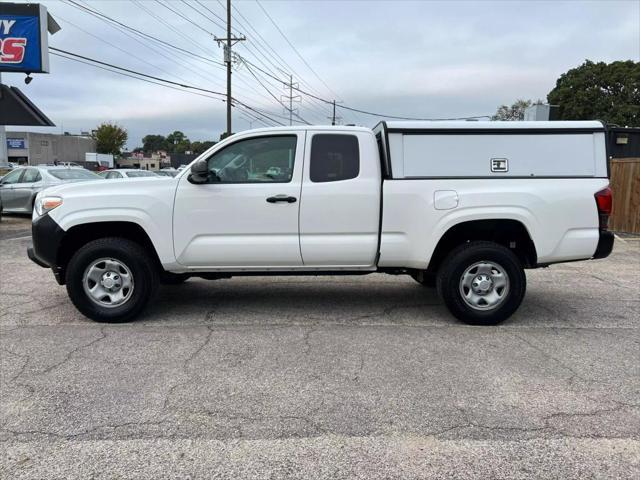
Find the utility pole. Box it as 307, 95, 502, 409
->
281, 74, 301, 126
328, 99, 342, 126
0, 72, 7, 162
215, 0, 245, 138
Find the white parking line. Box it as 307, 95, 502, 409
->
3, 235, 32, 241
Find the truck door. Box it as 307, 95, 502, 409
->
173, 133, 304, 268
299, 131, 381, 267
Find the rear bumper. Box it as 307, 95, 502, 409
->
593, 230, 614, 259
27, 213, 66, 284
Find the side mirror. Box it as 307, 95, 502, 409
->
188, 159, 209, 184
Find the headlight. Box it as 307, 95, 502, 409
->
35, 196, 63, 216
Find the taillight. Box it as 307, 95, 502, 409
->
594, 187, 612, 230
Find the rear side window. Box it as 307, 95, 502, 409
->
48, 169, 101, 180
310, 134, 359, 182
22, 169, 41, 183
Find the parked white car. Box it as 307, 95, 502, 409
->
28, 121, 613, 324
98, 169, 161, 179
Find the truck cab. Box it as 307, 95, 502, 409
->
28, 122, 614, 325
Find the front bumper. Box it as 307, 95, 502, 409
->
27, 213, 66, 284
593, 230, 614, 259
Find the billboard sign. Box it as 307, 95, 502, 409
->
0, 3, 53, 74
7, 138, 26, 149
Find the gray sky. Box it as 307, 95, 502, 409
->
4, 0, 640, 148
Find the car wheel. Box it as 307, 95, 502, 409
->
66, 237, 159, 323
410, 270, 436, 288
436, 241, 526, 325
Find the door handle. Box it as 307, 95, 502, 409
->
266, 195, 297, 203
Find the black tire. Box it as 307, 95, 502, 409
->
436, 241, 526, 325
160, 272, 190, 285
65, 237, 159, 323
410, 270, 436, 288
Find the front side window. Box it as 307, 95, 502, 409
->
1, 169, 24, 184
204, 135, 297, 183
310, 134, 360, 183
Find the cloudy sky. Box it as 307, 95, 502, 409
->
4, 0, 640, 148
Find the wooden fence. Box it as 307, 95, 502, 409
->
610, 158, 640, 234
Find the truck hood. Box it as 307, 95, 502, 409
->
42, 177, 179, 230
41, 177, 175, 197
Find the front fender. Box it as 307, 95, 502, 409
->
49, 207, 175, 265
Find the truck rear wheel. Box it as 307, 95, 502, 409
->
436, 241, 526, 325
65, 237, 159, 323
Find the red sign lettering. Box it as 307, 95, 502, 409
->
0, 38, 27, 63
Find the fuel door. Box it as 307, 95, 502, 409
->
434, 190, 459, 210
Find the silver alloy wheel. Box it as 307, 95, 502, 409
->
83, 257, 134, 308
459, 261, 510, 311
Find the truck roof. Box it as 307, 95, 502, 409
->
237, 125, 373, 135
380, 120, 605, 131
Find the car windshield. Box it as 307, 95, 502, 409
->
125, 171, 157, 177
48, 169, 102, 180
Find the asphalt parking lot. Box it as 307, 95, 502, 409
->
1, 215, 639, 479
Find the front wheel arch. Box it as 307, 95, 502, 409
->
57, 222, 163, 283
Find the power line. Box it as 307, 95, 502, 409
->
243, 62, 310, 125
57, 2, 490, 122
65, 0, 281, 115
62, 0, 224, 67
54, 14, 209, 89
154, 0, 218, 36
255, 0, 342, 103
238, 55, 490, 121
50, 51, 225, 103
208, 0, 333, 122
49, 47, 285, 126
49, 47, 227, 98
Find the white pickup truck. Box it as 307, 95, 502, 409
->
28, 121, 614, 325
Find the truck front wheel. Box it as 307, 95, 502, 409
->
436, 241, 526, 325
65, 237, 159, 323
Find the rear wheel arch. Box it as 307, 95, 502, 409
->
426, 219, 537, 275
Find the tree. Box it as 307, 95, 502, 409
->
93, 122, 128, 155
166, 131, 190, 153
492, 99, 543, 121
547, 60, 640, 126
190, 140, 217, 155
142, 134, 168, 153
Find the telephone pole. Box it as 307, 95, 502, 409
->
328, 99, 342, 126
215, 0, 245, 137
281, 74, 301, 126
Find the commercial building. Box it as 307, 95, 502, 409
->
5, 131, 96, 165
117, 151, 171, 170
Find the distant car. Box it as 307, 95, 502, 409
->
0, 162, 14, 178
98, 169, 162, 179
155, 170, 178, 177
0, 166, 103, 214
45, 162, 83, 168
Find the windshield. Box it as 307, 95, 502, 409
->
48, 169, 102, 180
125, 170, 158, 177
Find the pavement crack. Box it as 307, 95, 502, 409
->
38, 327, 108, 376
161, 326, 215, 412
511, 331, 588, 383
